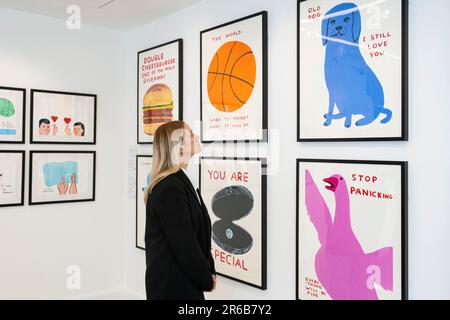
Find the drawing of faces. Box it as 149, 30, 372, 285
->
73, 122, 85, 136
39, 118, 51, 135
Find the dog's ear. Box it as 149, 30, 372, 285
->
321, 16, 329, 46
352, 10, 362, 42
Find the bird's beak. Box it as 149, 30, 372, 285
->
323, 176, 339, 192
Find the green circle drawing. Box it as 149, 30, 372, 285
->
0, 98, 15, 117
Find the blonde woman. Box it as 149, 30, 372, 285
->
144, 121, 216, 300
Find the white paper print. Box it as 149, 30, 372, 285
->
30, 152, 95, 204
0, 88, 24, 142
201, 13, 265, 141
32, 91, 96, 143
136, 156, 152, 249
299, 0, 404, 139
201, 158, 264, 287
138, 41, 181, 143
297, 161, 404, 300
0, 152, 23, 206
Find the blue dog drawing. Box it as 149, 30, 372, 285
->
322, 3, 392, 128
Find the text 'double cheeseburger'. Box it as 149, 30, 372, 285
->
143, 84, 174, 135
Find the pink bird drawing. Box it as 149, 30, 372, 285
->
305, 169, 393, 300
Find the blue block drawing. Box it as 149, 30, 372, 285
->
0, 129, 17, 135
321, 3, 392, 128
43, 161, 78, 187
141, 174, 151, 192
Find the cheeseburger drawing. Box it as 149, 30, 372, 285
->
142, 83, 174, 135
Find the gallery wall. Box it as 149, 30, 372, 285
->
123, 0, 450, 300
0, 8, 128, 299
1, 0, 449, 300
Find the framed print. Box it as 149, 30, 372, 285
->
136, 155, 152, 250
200, 11, 268, 143
199, 157, 267, 289
29, 151, 96, 205
297, 0, 408, 141
137, 39, 183, 144
0, 86, 25, 143
296, 159, 408, 300
30, 89, 97, 144
0, 151, 25, 207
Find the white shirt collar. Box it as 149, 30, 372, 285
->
180, 166, 201, 203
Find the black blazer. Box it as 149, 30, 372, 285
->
145, 169, 215, 300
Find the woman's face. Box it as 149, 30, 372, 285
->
181, 124, 201, 159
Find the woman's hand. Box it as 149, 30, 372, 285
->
57, 177, 68, 195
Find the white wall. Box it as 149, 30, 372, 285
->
1, 0, 449, 300
0, 8, 128, 299
123, 0, 450, 300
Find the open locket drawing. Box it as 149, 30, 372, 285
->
211, 185, 254, 255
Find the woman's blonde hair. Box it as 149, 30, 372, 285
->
144, 120, 186, 204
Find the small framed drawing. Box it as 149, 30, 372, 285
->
137, 39, 183, 144
297, 0, 408, 141
0, 86, 26, 144
136, 155, 152, 250
30, 89, 97, 144
0, 151, 25, 207
29, 151, 96, 205
199, 156, 267, 289
200, 11, 268, 143
296, 159, 408, 300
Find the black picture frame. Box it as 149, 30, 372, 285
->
199, 156, 267, 290
29, 150, 96, 206
0, 86, 26, 144
137, 39, 183, 145
295, 159, 408, 300
297, 0, 409, 141
0, 150, 25, 207
200, 11, 268, 143
30, 89, 97, 145
136, 154, 152, 251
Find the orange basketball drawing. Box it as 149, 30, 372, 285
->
207, 41, 256, 113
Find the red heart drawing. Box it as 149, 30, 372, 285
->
51, 116, 58, 123
64, 117, 71, 124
